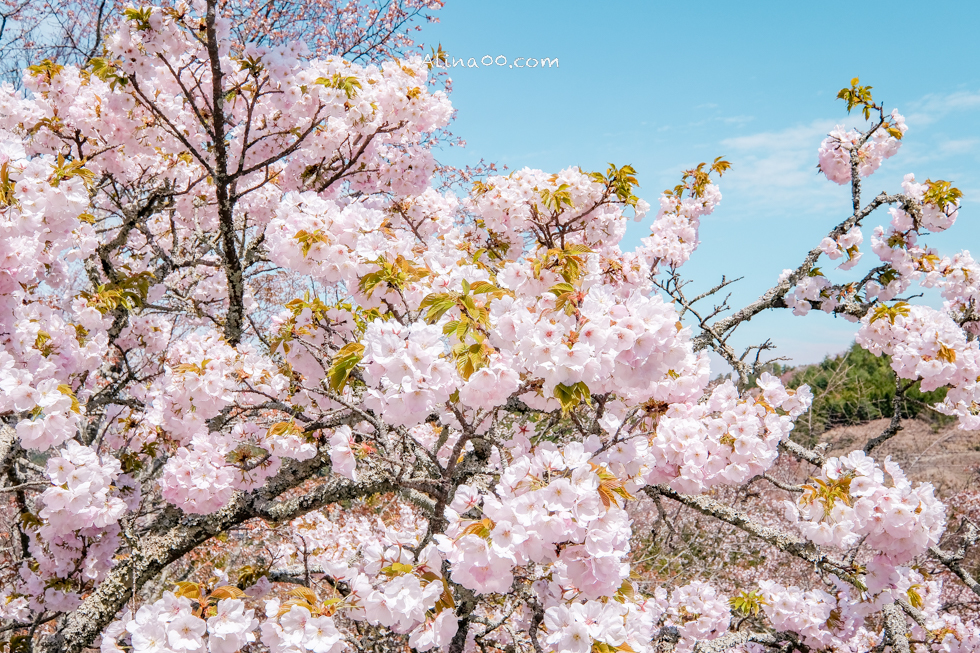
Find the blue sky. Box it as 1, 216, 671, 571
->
417, 1, 980, 371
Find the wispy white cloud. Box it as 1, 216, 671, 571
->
720, 115, 754, 126
717, 119, 846, 216
905, 89, 980, 125
935, 138, 980, 156
900, 137, 980, 162
686, 115, 756, 128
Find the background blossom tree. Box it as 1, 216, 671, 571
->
0, 1, 978, 650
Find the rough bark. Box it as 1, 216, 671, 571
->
881, 602, 912, 653
647, 485, 859, 585
38, 459, 394, 653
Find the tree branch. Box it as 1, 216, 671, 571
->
646, 485, 859, 585
38, 455, 392, 653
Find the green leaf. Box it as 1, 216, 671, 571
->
48, 153, 95, 188
314, 74, 362, 99
380, 562, 414, 576
548, 281, 579, 314
57, 384, 80, 414
730, 590, 767, 616
539, 183, 574, 213
328, 342, 365, 391
123, 6, 154, 30
836, 77, 876, 116
78, 270, 156, 314
922, 179, 963, 211
869, 301, 911, 325
420, 292, 459, 323
358, 255, 429, 298
604, 163, 640, 207
553, 381, 591, 415
469, 280, 497, 294
89, 57, 129, 89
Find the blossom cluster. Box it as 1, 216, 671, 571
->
266, 160, 714, 427
5, 441, 133, 610
360, 321, 456, 426
856, 304, 980, 429
261, 504, 459, 650
0, 129, 96, 297
0, 129, 105, 449
466, 167, 633, 255
487, 285, 709, 408
148, 332, 308, 513
783, 271, 835, 317
659, 581, 731, 650
757, 581, 854, 649
542, 600, 630, 652
437, 441, 633, 601
819, 226, 864, 271
754, 558, 980, 651
636, 374, 812, 494
639, 183, 722, 271
785, 450, 946, 563
817, 111, 906, 185
39, 440, 126, 537
261, 603, 346, 653
102, 593, 258, 653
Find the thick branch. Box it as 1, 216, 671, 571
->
693, 631, 780, 653
778, 439, 825, 467
881, 602, 911, 653
930, 521, 980, 599
38, 458, 392, 653
647, 485, 858, 584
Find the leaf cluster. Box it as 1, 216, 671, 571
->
801, 473, 854, 518
664, 156, 730, 200
538, 182, 574, 214
593, 463, 636, 508
26, 59, 65, 83
277, 586, 343, 617
327, 342, 365, 391
0, 161, 16, 206
293, 229, 331, 257
533, 243, 592, 284
587, 163, 641, 208
419, 279, 511, 380
48, 153, 95, 188
922, 179, 963, 211
538, 244, 593, 315
122, 7, 155, 31
88, 57, 130, 90
79, 270, 156, 314
868, 301, 911, 326
172, 581, 246, 618
315, 73, 363, 99
729, 589, 767, 617
836, 77, 904, 139
837, 77, 877, 120
359, 255, 430, 298
553, 381, 591, 416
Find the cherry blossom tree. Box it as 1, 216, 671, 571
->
0, 0, 978, 649
0, 0, 442, 84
